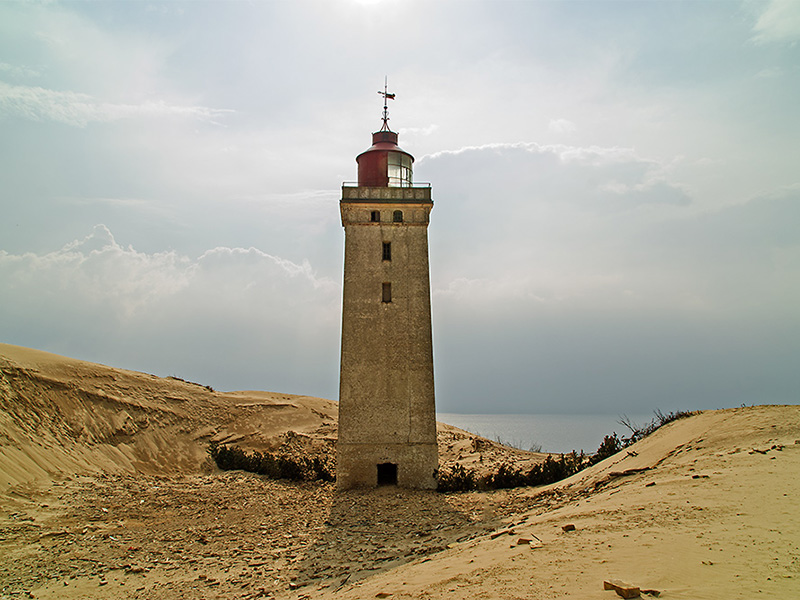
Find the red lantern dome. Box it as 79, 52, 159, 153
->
356, 128, 414, 187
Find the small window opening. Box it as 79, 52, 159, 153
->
370, 210, 380, 222
382, 282, 392, 303
382, 242, 391, 261
377, 463, 398, 486
392, 210, 403, 223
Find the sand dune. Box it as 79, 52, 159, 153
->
321, 405, 800, 600
1, 343, 798, 599
0, 343, 338, 490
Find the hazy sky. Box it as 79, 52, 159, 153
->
1, 0, 798, 415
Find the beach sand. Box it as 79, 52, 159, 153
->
1, 343, 798, 599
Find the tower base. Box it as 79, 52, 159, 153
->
336, 442, 438, 490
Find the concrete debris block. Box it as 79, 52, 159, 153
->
562, 524, 576, 532
515, 536, 532, 545
490, 528, 515, 539
125, 565, 145, 574
604, 579, 640, 598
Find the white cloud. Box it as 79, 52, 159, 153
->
0, 82, 233, 127
426, 143, 796, 320
421, 141, 643, 168
548, 118, 576, 134
0, 224, 336, 314
0, 225, 340, 393
752, 0, 800, 44
0, 62, 40, 79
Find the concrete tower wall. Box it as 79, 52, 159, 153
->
337, 190, 438, 489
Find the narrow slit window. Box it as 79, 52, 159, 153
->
393, 210, 403, 223
382, 282, 392, 303
370, 210, 380, 222
382, 242, 391, 261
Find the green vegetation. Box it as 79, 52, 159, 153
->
438, 409, 698, 493
207, 409, 698, 490
208, 443, 334, 482
438, 451, 587, 492
167, 375, 214, 393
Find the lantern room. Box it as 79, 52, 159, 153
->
356, 128, 414, 187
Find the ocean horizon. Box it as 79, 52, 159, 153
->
437, 412, 653, 455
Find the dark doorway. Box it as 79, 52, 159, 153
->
377, 463, 398, 486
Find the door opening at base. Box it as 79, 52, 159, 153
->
377, 463, 398, 486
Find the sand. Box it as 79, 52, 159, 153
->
1, 342, 798, 599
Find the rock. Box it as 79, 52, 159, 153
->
490, 528, 515, 539
39, 529, 70, 539
562, 524, 576, 532
515, 537, 532, 545
603, 579, 640, 598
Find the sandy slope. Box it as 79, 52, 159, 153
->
1, 343, 798, 599
317, 406, 800, 600
0, 343, 339, 491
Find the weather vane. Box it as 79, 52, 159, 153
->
378, 76, 395, 131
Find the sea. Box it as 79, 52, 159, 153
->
436, 413, 653, 455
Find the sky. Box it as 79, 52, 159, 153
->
1, 0, 798, 416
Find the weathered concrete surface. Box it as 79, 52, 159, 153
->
337, 187, 438, 489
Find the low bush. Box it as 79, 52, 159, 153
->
436, 464, 478, 492
208, 443, 334, 482
618, 409, 699, 446
438, 451, 588, 492
438, 408, 699, 492
590, 433, 623, 465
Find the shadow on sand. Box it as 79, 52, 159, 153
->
290, 486, 494, 591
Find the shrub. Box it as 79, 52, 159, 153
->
618, 409, 699, 447
437, 464, 479, 492
207, 443, 334, 482
438, 451, 588, 493
590, 433, 622, 465
437, 407, 700, 492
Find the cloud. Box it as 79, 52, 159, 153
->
0, 225, 340, 394
425, 143, 796, 320
421, 141, 645, 168
0, 82, 233, 127
0, 62, 41, 79
548, 118, 576, 134
752, 0, 800, 44
428, 179, 800, 413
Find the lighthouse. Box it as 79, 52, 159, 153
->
336, 85, 438, 489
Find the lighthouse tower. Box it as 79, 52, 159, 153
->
336, 86, 438, 489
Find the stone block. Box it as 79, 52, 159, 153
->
604, 579, 640, 598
